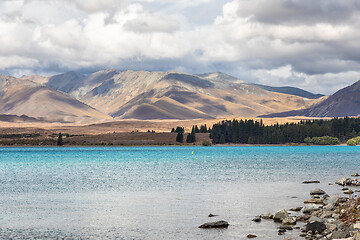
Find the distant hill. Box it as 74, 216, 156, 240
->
0, 75, 112, 123
0, 114, 44, 123
247, 83, 324, 99
260, 80, 360, 118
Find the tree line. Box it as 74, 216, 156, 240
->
172, 124, 210, 143
209, 117, 360, 144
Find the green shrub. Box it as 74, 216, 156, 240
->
304, 136, 340, 145
347, 136, 360, 146
304, 137, 312, 145
202, 140, 212, 146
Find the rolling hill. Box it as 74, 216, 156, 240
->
0, 75, 112, 123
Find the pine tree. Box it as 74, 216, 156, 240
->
186, 126, 196, 143
176, 132, 184, 143
195, 125, 200, 133
57, 132, 64, 146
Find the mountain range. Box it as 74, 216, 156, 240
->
1, 69, 357, 123
260, 80, 360, 118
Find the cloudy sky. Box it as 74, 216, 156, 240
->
1, 0, 360, 94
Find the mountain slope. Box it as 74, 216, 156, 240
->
0, 75, 112, 123
260, 80, 360, 118
37, 70, 320, 120
16, 70, 326, 121
247, 83, 324, 99
199, 72, 323, 99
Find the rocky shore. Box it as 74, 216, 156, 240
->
254, 173, 360, 239
198, 173, 360, 239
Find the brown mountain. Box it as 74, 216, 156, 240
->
260, 80, 360, 118
0, 75, 112, 123
37, 70, 320, 120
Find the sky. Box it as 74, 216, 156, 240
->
1, 0, 360, 94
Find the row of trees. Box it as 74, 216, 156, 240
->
175, 126, 197, 143
171, 124, 210, 134
210, 117, 360, 144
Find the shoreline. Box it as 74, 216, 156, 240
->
245, 173, 360, 239
0, 143, 350, 148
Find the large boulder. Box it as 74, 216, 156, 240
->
306, 221, 326, 233
310, 188, 326, 195
273, 209, 289, 222
199, 220, 229, 229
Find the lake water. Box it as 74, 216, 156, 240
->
0, 146, 360, 239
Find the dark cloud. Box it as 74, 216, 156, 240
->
237, 0, 360, 25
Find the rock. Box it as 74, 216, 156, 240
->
304, 199, 323, 204
208, 213, 218, 217
303, 180, 320, 184
336, 178, 351, 186
306, 221, 326, 234
331, 230, 350, 239
320, 212, 334, 218
323, 194, 330, 199
279, 225, 293, 230
323, 195, 339, 211
289, 207, 302, 212
273, 209, 289, 222
344, 189, 354, 194
199, 221, 229, 228
310, 209, 322, 217
261, 213, 273, 219
354, 232, 360, 240
326, 223, 337, 232
252, 216, 261, 222
308, 216, 325, 223
352, 172, 360, 177
310, 188, 326, 195
353, 222, 360, 230
282, 217, 297, 225
342, 187, 349, 191
246, 234, 257, 238
313, 195, 320, 199
297, 215, 311, 222
352, 178, 360, 186
303, 204, 322, 214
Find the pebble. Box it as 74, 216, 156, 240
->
246, 234, 257, 238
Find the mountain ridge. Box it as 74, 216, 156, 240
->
260, 80, 360, 118
0, 70, 328, 122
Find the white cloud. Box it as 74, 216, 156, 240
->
0, 0, 360, 94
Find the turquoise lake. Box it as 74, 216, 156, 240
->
0, 146, 360, 239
